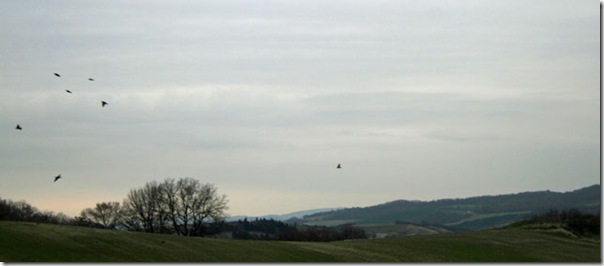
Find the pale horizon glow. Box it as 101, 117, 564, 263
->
0, 0, 600, 217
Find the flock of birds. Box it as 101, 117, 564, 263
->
14, 73, 343, 183
14, 72, 110, 183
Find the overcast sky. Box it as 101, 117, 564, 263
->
0, 0, 599, 217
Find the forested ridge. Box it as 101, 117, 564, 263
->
301, 184, 600, 229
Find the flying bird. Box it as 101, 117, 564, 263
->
337, 164, 341, 169
65, 89, 72, 94
101, 101, 108, 107
54, 73, 61, 77
88, 78, 94, 81
15, 124, 22, 130
54, 174, 61, 182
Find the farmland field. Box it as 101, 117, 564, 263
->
0, 221, 599, 262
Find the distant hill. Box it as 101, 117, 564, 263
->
227, 208, 341, 222
297, 184, 600, 231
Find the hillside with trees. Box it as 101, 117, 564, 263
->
505, 208, 600, 238
299, 184, 600, 231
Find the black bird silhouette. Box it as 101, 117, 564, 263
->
88, 78, 94, 81
101, 101, 108, 107
54, 174, 61, 182
15, 124, 22, 130
54, 73, 61, 77
65, 89, 72, 94
337, 164, 341, 169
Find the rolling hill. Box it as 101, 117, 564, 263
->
227, 207, 341, 222
0, 221, 599, 262
298, 184, 600, 231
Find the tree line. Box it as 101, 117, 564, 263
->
277, 224, 367, 242
0, 197, 72, 225
219, 218, 367, 241
527, 208, 600, 236
507, 208, 600, 237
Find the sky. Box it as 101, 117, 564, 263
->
0, 0, 600, 217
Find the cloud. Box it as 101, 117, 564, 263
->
0, 0, 599, 217
424, 130, 502, 143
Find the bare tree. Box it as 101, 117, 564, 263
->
122, 181, 164, 233
120, 178, 228, 236
189, 182, 228, 236
159, 178, 181, 234
9, 200, 38, 221
160, 177, 229, 236
79, 201, 123, 229
175, 178, 198, 236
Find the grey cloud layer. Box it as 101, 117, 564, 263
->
0, 0, 599, 216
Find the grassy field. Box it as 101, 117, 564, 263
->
357, 223, 450, 238
0, 221, 599, 262
445, 211, 530, 226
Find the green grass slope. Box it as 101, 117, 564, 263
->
0, 221, 599, 262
